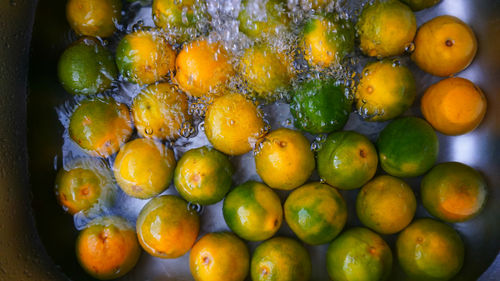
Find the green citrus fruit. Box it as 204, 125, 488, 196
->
66, 0, 122, 38
238, 0, 290, 39
401, 0, 441, 11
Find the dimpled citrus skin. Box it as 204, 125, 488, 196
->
397, 218, 464, 281
412, 15, 477, 77
76, 216, 141, 280
255, 128, 315, 190
356, 175, 416, 234
421, 77, 487, 136
377, 117, 438, 178
113, 138, 175, 199
174, 146, 233, 205
205, 93, 266, 156
238, 0, 290, 39
317, 131, 378, 190
175, 39, 234, 97
66, 0, 122, 38
401, 0, 441, 11
421, 162, 487, 223
189, 232, 249, 281
251, 237, 311, 281
355, 60, 416, 122
284, 182, 347, 245
223, 181, 282, 241
132, 83, 190, 140
116, 30, 176, 85
326, 227, 393, 281
69, 97, 133, 158
136, 195, 200, 259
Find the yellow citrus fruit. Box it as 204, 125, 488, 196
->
412, 15, 477, 77
356, 175, 416, 234
66, 0, 122, 38
136, 195, 200, 258
113, 138, 176, 199
116, 30, 176, 85
421, 77, 487, 135
421, 162, 488, 223
238, 0, 291, 39
175, 39, 234, 97
132, 82, 191, 140
76, 216, 141, 280
189, 232, 249, 281
205, 93, 266, 156
356, 0, 416, 57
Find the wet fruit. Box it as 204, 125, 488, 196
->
251, 237, 311, 281
355, 60, 416, 122
136, 195, 200, 258
284, 182, 347, 245
356, 175, 416, 234
131, 82, 191, 140
317, 131, 378, 190
58, 37, 117, 96
377, 117, 438, 177
357, 0, 416, 57
421, 77, 487, 135
326, 227, 393, 281
223, 181, 282, 241
397, 218, 464, 281
174, 146, 233, 205
66, 0, 121, 38
205, 93, 266, 156
190, 232, 249, 281
401, 0, 441, 11
116, 30, 176, 85
255, 128, 315, 190
76, 216, 141, 280
412, 15, 477, 77
291, 79, 352, 134
175, 39, 234, 97
69, 97, 133, 158
421, 162, 487, 222
238, 0, 290, 39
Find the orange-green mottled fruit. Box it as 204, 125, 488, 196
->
136, 195, 200, 258
66, 0, 122, 38
174, 146, 233, 205
113, 138, 176, 199
189, 232, 249, 281
356, 0, 416, 57
397, 218, 464, 281
255, 128, 315, 190
69, 97, 133, 158
76, 216, 141, 280
401, 0, 441, 11
326, 227, 392, 281
355, 60, 416, 122
223, 181, 282, 241
356, 175, 416, 234
317, 131, 378, 190
132, 82, 191, 140
238, 0, 290, 39
251, 237, 311, 281
284, 182, 347, 245
421, 162, 487, 222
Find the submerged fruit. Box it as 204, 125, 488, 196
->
66, 0, 121, 38
421, 162, 487, 222
76, 216, 141, 280
223, 181, 282, 241
317, 131, 378, 190
136, 195, 200, 258
113, 138, 176, 199
356, 175, 416, 234
284, 182, 347, 245
397, 218, 464, 281
326, 227, 393, 281
69, 97, 133, 158
377, 117, 438, 178
355, 60, 416, 122
421, 77, 487, 135
238, 0, 290, 39
401, 0, 441, 11
189, 232, 249, 281
412, 15, 477, 77
174, 146, 233, 205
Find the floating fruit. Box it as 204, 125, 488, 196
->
66, 0, 121, 38
238, 0, 290, 39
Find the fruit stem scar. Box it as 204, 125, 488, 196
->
445, 39, 454, 47
359, 149, 367, 158
366, 86, 373, 94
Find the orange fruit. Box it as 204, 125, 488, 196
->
66, 0, 122, 38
